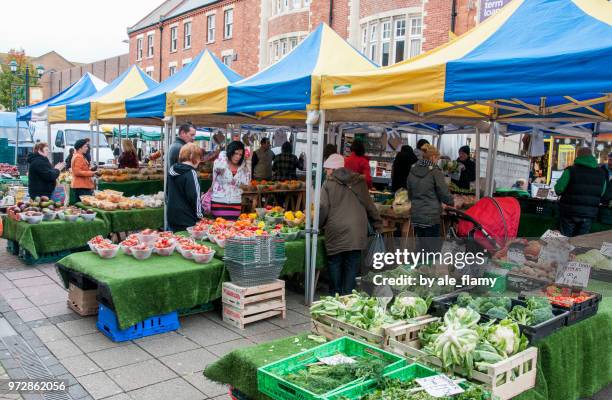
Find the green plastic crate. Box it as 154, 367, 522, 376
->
257, 337, 406, 400
325, 363, 438, 400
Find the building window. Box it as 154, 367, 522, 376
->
369, 24, 377, 63
361, 14, 422, 65
207, 14, 216, 42
394, 19, 406, 63
147, 34, 154, 57
303, 0, 309, 4
145, 67, 154, 77
222, 55, 233, 67
170, 27, 178, 52
293, 0, 301, 8
136, 38, 143, 60
224, 9, 233, 39
276, 0, 281, 14
169, 65, 176, 76
289, 37, 298, 50
184, 22, 192, 48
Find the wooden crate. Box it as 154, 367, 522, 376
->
385, 318, 538, 400
67, 283, 98, 316
222, 280, 286, 329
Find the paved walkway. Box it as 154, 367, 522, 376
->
0, 240, 310, 400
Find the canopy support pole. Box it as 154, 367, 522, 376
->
163, 120, 169, 231
46, 123, 52, 162
591, 122, 600, 153
89, 122, 94, 164
309, 109, 326, 305
15, 118, 19, 166
304, 110, 319, 305
96, 122, 101, 164
475, 128, 481, 200
485, 123, 495, 196
487, 122, 500, 196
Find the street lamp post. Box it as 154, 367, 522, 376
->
8, 60, 45, 165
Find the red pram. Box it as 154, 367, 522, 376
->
447, 196, 521, 252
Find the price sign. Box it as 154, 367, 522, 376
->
416, 375, 464, 397
319, 355, 355, 366
600, 242, 612, 258
535, 188, 550, 199
540, 229, 566, 242
555, 261, 591, 288
507, 247, 526, 266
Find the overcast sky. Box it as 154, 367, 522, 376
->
0, 0, 159, 63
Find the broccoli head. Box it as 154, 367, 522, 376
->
486, 306, 509, 321
526, 296, 552, 311
457, 292, 473, 307
531, 307, 554, 326
509, 305, 534, 326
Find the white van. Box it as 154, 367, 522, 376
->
31, 122, 115, 165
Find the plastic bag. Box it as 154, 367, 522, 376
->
201, 189, 212, 215
365, 233, 386, 270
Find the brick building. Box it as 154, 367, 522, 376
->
128, 0, 490, 82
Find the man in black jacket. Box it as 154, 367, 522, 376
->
27, 142, 65, 199
167, 143, 203, 232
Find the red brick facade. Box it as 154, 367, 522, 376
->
125, 0, 480, 80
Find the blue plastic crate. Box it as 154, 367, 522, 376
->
96, 304, 180, 342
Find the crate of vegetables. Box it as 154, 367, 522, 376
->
257, 336, 406, 400
521, 285, 602, 326
326, 363, 491, 400
432, 293, 569, 343
310, 292, 431, 348
385, 306, 537, 400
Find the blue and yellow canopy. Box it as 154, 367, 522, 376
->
130, 50, 242, 118
48, 65, 157, 123
320, 0, 612, 120
17, 73, 107, 122
224, 23, 376, 114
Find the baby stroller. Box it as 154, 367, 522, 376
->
445, 196, 521, 254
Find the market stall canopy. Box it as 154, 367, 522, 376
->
48, 66, 157, 123
319, 0, 612, 122
129, 49, 243, 118
225, 23, 376, 114
16, 73, 107, 122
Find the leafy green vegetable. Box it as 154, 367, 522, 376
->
485, 319, 528, 358
485, 306, 509, 321
525, 296, 552, 311
360, 377, 489, 400
456, 292, 473, 307
531, 307, 554, 325
389, 294, 430, 320
444, 306, 481, 328
284, 356, 387, 395
508, 305, 534, 326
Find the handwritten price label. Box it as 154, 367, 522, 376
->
416, 375, 464, 397
555, 261, 591, 288
600, 242, 612, 258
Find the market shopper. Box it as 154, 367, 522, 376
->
272, 141, 302, 180
407, 144, 454, 253
323, 144, 337, 162
319, 154, 382, 295
452, 145, 476, 190
391, 145, 417, 192
414, 139, 430, 159
117, 139, 139, 169
167, 124, 196, 167
71, 139, 96, 202
167, 143, 203, 232
601, 152, 612, 181
211, 141, 250, 220
344, 140, 372, 189
555, 147, 607, 237
251, 137, 274, 180
27, 142, 64, 199
64, 148, 74, 171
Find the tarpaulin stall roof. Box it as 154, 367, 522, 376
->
320, 0, 612, 122
16, 73, 107, 122
48, 65, 157, 123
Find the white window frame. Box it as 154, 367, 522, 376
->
170, 26, 178, 52
207, 14, 216, 43
146, 33, 154, 58
380, 20, 391, 66
409, 15, 423, 58
369, 23, 378, 63
289, 37, 298, 50
168, 65, 176, 76
292, 0, 301, 9
360, 13, 421, 66
145, 66, 154, 77
410, 16, 422, 36
224, 9, 233, 39
393, 18, 406, 64
136, 37, 143, 60
222, 54, 233, 67
184, 21, 192, 49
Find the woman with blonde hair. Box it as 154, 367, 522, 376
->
167, 143, 203, 232
407, 144, 454, 252
118, 139, 139, 168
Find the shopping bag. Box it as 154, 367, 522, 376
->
201, 189, 212, 215
51, 185, 66, 205
365, 232, 386, 270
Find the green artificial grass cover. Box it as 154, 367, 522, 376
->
204, 333, 322, 400
2, 216, 109, 259
57, 251, 227, 329
204, 280, 612, 400
76, 203, 164, 233
175, 233, 327, 275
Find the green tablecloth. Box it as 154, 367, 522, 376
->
1, 216, 109, 259
77, 203, 164, 233
204, 280, 612, 400
57, 251, 227, 329
518, 213, 611, 237
176, 234, 327, 276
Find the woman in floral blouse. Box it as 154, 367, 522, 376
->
211, 141, 250, 220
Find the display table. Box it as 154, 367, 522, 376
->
76, 203, 164, 233
175, 234, 328, 276
204, 280, 612, 400
56, 251, 227, 329
1, 216, 109, 260
242, 189, 306, 212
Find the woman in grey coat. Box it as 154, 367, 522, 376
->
407, 144, 454, 254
